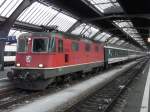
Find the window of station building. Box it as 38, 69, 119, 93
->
4, 52, 9, 56
33, 38, 49, 52
95, 45, 99, 52
49, 37, 56, 52
85, 43, 91, 52
72, 42, 79, 52
17, 38, 28, 52
58, 39, 63, 52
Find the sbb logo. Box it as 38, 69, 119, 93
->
26, 56, 32, 63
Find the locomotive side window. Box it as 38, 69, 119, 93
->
49, 37, 56, 52
17, 38, 28, 52
33, 38, 49, 52
72, 42, 79, 52
85, 43, 90, 52
58, 39, 63, 52
95, 45, 99, 52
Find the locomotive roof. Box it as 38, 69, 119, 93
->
19, 31, 104, 44
19, 32, 142, 52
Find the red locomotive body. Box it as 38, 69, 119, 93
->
8, 32, 104, 90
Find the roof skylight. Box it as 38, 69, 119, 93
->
71, 23, 99, 38
86, 0, 123, 13
113, 20, 145, 47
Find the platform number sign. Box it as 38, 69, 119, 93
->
0, 36, 17, 44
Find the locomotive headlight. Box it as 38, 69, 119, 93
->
38, 64, 44, 68
28, 38, 31, 41
16, 63, 20, 67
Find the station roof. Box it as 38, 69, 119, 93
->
0, 0, 149, 50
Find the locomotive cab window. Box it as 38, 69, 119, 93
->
49, 37, 56, 52
33, 38, 49, 52
17, 37, 28, 52
58, 39, 63, 52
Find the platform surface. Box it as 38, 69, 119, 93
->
123, 61, 150, 112
0, 66, 12, 79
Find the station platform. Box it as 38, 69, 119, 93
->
123, 61, 150, 112
0, 66, 11, 79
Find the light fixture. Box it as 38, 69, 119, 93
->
148, 38, 150, 43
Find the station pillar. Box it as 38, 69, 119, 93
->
0, 0, 35, 71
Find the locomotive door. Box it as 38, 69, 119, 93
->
58, 39, 69, 65
65, 54, 69, 63
64, 39, 70, 64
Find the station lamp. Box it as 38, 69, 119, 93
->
148, 38, 150, 42
148, 29, 150, 42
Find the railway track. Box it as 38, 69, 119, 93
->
64, 59, 147, 112
0, 59, 146, 111
0, 84, 64, 110
0, 78, 15, 99
0, 77, 89, 110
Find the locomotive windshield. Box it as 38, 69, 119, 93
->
33, 38, 49, 52
17, 38, 28, 52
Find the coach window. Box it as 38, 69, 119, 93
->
58, 39, 63, 52
85, 43, 90, 52
49, 37, 56, 52
72, 42, 79, 52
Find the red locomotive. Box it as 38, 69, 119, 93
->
8, 32, 104, 90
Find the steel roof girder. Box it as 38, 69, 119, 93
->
0, 0, 35, 36
105, 35, 115, 43
80, 0, 103, 16
66, 21, 81, 33
0, 0, 35, 70
91, 31, 102, 40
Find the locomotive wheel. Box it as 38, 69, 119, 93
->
64, 75, 72, 83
